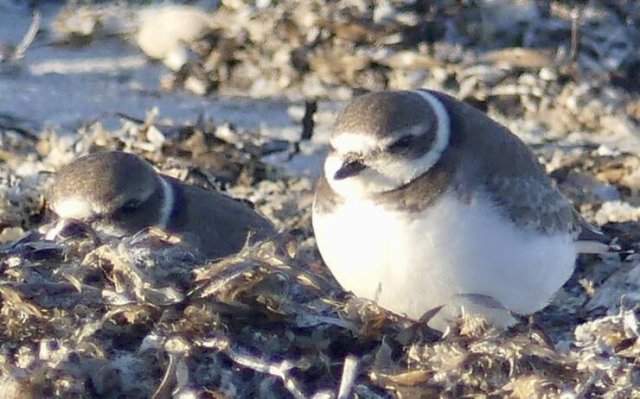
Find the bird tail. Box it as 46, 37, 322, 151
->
575, 240, 613, 254
575, 212, 621, 254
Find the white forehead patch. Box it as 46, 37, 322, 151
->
52, 197, 96, 220
330, 132, 386, 155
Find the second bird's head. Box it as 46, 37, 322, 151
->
47, 151, 174, 237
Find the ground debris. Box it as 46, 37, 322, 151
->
1, 112, 639, 398
50, 0, 640, 142
2, 1, 640, 397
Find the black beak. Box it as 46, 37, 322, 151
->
334, 160, 366, 180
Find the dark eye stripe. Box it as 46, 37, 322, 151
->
387, 135, 414, 152
120, 199, 142, 212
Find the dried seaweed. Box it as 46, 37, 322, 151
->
1, 100, 639, 397
2, 1, 640, 397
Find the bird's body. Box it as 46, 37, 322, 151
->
156, 174, 275, 258
314, 181, 575, 321
313, 89, 599, 328
48, 151, 274, 259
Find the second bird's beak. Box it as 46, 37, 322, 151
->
334, 159, 366, 180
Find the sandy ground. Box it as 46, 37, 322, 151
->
0, 2, 337, 177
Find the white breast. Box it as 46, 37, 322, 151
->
312, 190, 577, 322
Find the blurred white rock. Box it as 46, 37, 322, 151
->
595, 201, 640, 225
135, 5, 215, 71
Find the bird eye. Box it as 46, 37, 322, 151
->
120, 199, 141, 213
388, 135, 414, 152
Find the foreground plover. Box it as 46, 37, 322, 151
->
48, 151, 274, 259
312, 89, 605, 329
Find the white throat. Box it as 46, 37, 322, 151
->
325, 90, 451, 199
